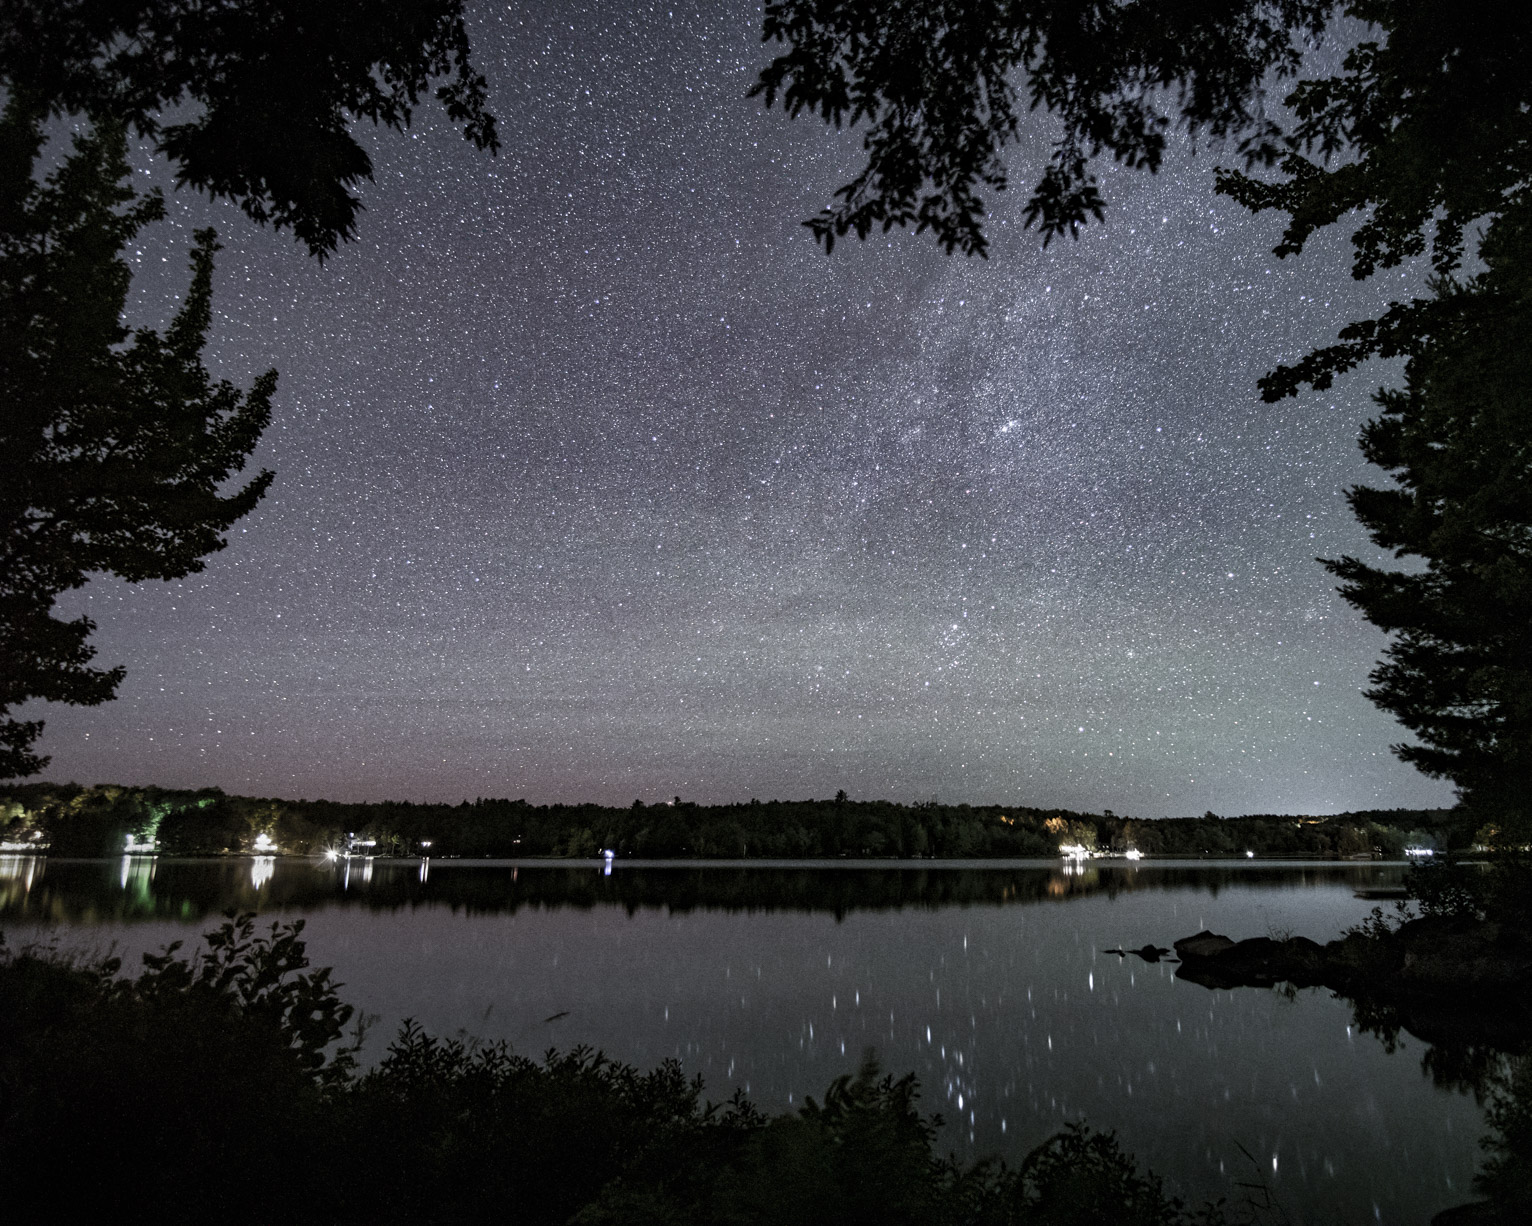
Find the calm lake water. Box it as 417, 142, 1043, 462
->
0, 855, 1488, 1225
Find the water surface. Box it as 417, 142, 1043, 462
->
1, 856, 1484, 1225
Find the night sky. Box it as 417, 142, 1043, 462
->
35, 2, 1456, 816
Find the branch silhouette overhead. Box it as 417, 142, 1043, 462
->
0, 0, 498, 258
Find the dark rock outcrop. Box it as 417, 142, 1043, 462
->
1174, 933, 1326, 989
1172, 930, 1234, 960
1170, 918, 1532, 1046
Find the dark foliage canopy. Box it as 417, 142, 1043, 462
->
753, 0, 1529, 391
1214, 2, 1532, 400
0, 0, 498, 258
752, 0, 1330, 256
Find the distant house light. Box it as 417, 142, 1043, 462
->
252, 832, 278, 853
342, 833, 378, 858
1405, 846, 1434, 858
1124, 848, 1143, 861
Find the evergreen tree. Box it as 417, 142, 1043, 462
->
1324, 231, 1532, 825
0, 2, 496, 775
0, 100, 274, 777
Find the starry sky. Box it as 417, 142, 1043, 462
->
34, 1, 1456, 816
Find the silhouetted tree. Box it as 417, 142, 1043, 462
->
1231, 9, 1532, 826
753, 2, 1531, 812
1324, 245, 1532, 828
0, 103, 273, 777
0, 1, 497, 775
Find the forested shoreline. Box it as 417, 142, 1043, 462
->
1, 781, 1460, 861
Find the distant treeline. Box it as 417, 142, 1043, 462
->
1, 782, 1464, 860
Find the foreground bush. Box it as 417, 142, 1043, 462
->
2, 914, 1223, 1224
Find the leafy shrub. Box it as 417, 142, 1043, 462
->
1, 915, 1223, 1226
0, 914, 352, 1221
1407, 856, 1488, 921
1009, 1122, 1205, 1226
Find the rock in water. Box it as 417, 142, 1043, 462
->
1173, 930, 1235, 960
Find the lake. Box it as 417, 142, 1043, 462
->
0, 855, 1488, 1225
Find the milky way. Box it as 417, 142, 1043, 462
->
34, 2, 1455, 815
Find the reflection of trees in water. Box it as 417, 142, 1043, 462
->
1346, 989, 1523, 1100
1325, 979, 1531, 1221
0, 859, 1406, 924
1478, 1056, 1532, 1218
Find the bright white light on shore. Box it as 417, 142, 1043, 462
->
252, 832, 277, 853
1246, 850, 1255, 858
1405, 846, 1434, 857
1060, 843, 1090, 860
1124, 849, 1142, 861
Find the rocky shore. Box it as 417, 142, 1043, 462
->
1171, 914, 1532, 1049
